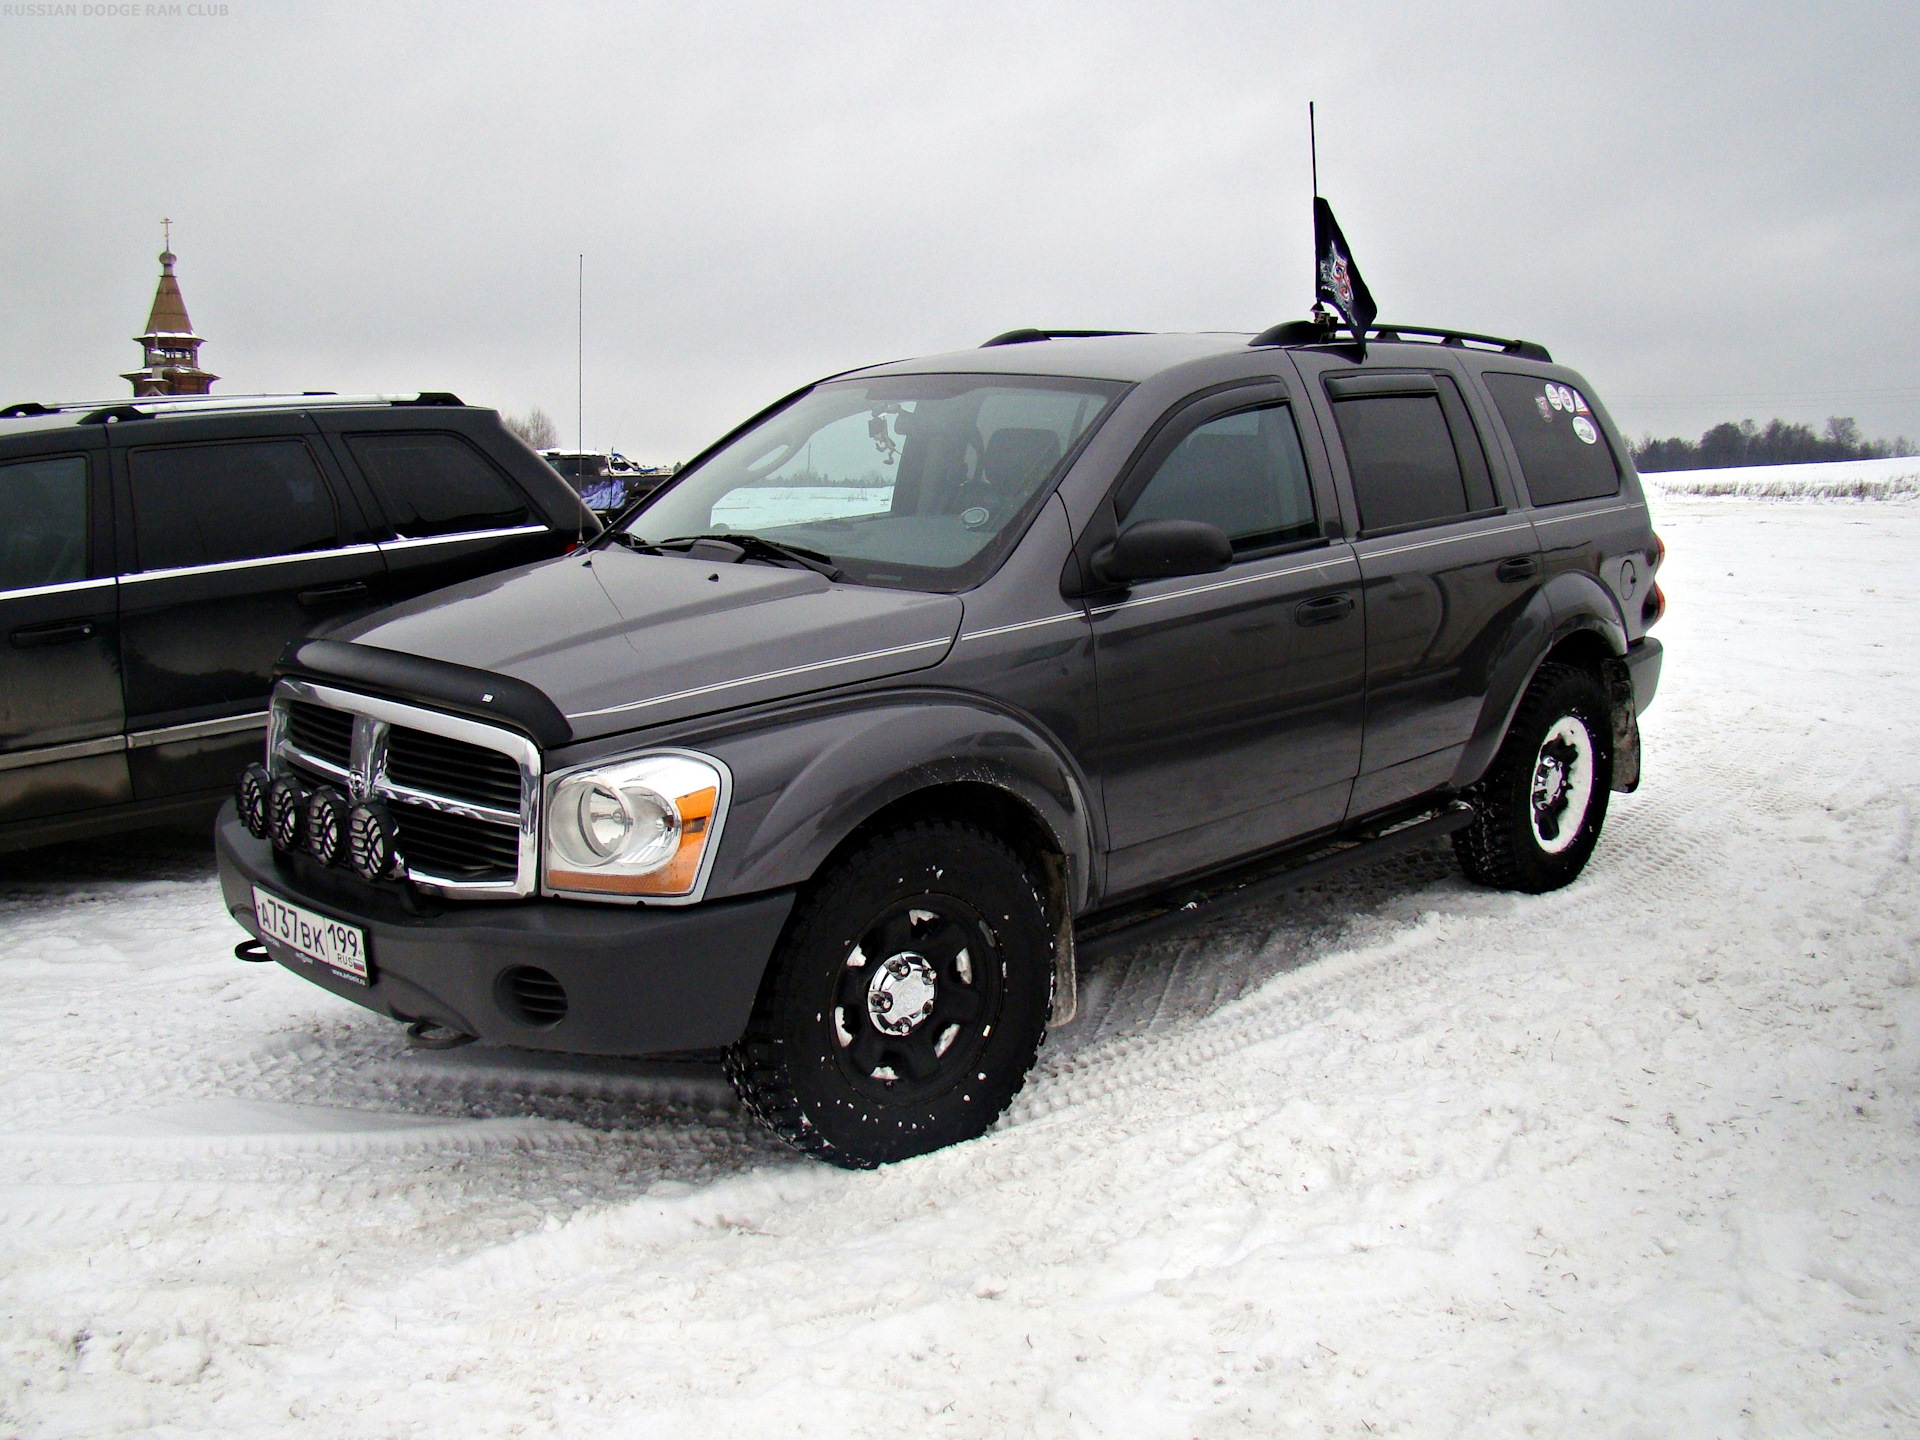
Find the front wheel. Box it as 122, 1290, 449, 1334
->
725, 821, 1053, 1168
1454, 662, 1613, 894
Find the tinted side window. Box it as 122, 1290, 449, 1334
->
1125, 404, 1318, 552
0, 455, 88, 592
1483, 373, 1622, 506
346, 433, 532, 539
129, 440, 338, 570
1332, 393, 1470, 533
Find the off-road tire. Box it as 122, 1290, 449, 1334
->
1453, 662, 1613, 894
724, 820, 1053, 1169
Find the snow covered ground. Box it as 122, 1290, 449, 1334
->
3, 490, 1918, 1437
1645, 454, 1920, 500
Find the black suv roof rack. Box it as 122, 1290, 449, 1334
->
1249, 320, 1551, 363
2, 391, 468, 424
981, 329, 1145, 348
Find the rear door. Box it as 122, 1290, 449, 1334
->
113, 413, 385, 801
1292, 356, 1540, 816
319, 417, 560, 603
0, 432, 129, 833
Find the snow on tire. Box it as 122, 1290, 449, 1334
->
1454, 661, 1613, 894
724, 820, 1053, 1169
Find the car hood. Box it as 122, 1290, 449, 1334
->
332, 546, 963, 741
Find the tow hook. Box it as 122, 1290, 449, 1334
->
406, 1020, 477, 1051
234, 939, 272, 963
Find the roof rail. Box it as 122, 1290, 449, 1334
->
0, 402, 55, 419
981, 328, 1144, 348
78, 404, 150, 425
391, 391, 465, 407
1249, 319, 1551, 363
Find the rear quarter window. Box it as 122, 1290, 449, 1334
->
345, 432, 533, 539
1483, 373, 1621, 506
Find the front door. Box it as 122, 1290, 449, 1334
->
113, 416, 385, 801
0, 438, 129, 836
1089, 386, 1365, 897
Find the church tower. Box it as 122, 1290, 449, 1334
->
122, 222, 217, 397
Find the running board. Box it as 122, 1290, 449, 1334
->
1074, 803, 1476, 966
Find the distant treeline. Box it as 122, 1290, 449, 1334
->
1633, 417, 1915, 472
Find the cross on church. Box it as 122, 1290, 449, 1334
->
162, 217, 171, 251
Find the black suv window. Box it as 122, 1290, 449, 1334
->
129, 440, 338, 571
0, 455, 88, 592
1482, 373, 1621, 506
1124, 403, 1317, 552
1331, 374, 1495, 534
346, 433, 531, 539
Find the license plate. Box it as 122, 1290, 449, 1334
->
251, 886, 370, 985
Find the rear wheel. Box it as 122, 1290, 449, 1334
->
1454, 662, 1613, 893
725, 821, 1053, 1168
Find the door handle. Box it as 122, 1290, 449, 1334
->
1495, 555, 1540, 583
1294, 593, 1355, 626
10, 619, 98, 648
297, 580, 371, 607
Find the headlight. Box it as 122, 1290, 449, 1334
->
543, 751, 729, 901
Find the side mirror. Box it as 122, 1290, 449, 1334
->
1092, 518, 1233, 585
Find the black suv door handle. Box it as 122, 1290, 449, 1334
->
10, 619, 97, 648
1496, 555, 1540, 583
297, 580, 371, 608
1294, 593, 1355, 627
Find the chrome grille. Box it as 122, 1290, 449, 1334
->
267, 679, 540, 899
385, 727, 522, 811
285, 700, 353, 770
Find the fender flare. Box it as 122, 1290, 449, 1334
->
1449, 571, 1627, 791
697, 694, 1097, 914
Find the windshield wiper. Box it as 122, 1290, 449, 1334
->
661, 533, 849, 582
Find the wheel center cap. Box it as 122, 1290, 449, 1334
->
867, 952, 938, 1036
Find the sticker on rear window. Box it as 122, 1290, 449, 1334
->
1572, 416, 1598, 445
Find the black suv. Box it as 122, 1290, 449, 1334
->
0, 393, 594, 851
214, 326, 1664, 1168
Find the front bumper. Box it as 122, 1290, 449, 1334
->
215, 803, 794, 1055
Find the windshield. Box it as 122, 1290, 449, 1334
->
620, 374, 1125, 590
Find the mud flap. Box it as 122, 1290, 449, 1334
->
1602, 657, 1641, 793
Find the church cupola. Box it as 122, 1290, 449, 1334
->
122, 222, 218, 397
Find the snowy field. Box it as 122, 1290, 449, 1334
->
3, 490, 1919, 1437
1645, 454, 1920, 500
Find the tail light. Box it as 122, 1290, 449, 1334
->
1643, 581, 1665, 627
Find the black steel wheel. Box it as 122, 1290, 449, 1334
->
1454, 661, 1613, 894
726, 820, 1053, 1169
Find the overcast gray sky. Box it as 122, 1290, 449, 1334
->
3, 1, 1916, 461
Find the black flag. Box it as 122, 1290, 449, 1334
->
1314, 197, 1377, 342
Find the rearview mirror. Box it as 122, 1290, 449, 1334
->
1093, 518, 1233, 584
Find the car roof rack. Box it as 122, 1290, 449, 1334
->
980, 328, 1145, 348
1249, 320, 1550, 363
3, 391, 468, 424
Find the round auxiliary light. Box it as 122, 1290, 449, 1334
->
236, 763, 271, 839
347, 801, 405, 881
267, 776, 309, 853
305, 786, 350, 867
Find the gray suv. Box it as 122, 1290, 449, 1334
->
214, 324, 1664, 1168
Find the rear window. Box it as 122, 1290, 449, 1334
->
1483, 373, 1621, 506
129, 439, 338, 570
1332, 393, 1470, 533
346, 433, 533, 539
